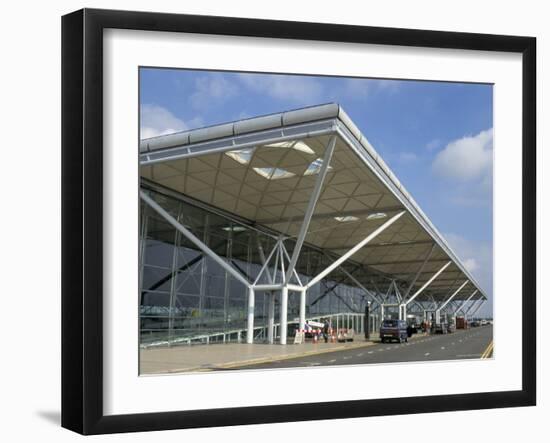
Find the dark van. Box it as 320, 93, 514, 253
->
380, 319, 409, 343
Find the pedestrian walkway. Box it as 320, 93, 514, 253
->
140, 333, 384, 374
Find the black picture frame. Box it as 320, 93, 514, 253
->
61, 8, 536, 435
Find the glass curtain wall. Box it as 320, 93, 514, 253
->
139, 187, 376, 345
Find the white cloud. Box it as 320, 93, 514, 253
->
189, 75, 238, 110
443, 232, 493, 316
238, 73, 323, 104
140, 104, 188, 139
432, 128, 493, 181
462, 258, 478, 273
336, 78, 401, 101
140, 104, 203, 139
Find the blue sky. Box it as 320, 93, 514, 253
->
140, 68, 493, 316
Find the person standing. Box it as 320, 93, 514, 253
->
323, 318, 329, 343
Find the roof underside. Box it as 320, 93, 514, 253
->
139, 104, 487, 303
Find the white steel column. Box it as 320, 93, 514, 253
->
399, 304, 407, 321
299, 289, 306, 331
246, 287, 255, 344
280, 286, 289, 345
469, 300, 485, 318
253, 240, 279, 285
394, 281, 402, 303
400, 261, 451, 311
281, 242, 303, 286
284, 136, 336, 284
267, 293, 275, 344
453, 290, 478, 316
306, 211, 406, 289
464, 298, 483, 317
403, 244, 435, 299
257, 237, 274, 284
435, 280, 468, 324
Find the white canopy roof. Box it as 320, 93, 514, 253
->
139, 104, 487, 303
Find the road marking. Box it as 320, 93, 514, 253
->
309, 362, 321, 366
452, 342, 455, 345
424, 352, 430, 356
368, 351, 374, 354
441, 347, 446, 350
356, 353, 364, 357
343, 356, 352, 360
481, 341, 494, 359
328, 359, 337, 363
378, 349, 384, 352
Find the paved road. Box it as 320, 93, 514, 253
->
230, 325, 493, 370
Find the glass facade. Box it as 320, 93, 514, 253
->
139, 186, 376, 345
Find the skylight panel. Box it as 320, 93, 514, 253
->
334, 216, 359, 222
225, 148, 256, 165
253, 167, 296, 180
264, 140, 315, 155
222, 226, 247, 232
366, 212, 388, 221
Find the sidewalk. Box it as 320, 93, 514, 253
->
140, 333, 383, 375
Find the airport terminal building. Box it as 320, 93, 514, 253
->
139, 104, 487, 347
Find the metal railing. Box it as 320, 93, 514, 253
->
140, 312, 380, 349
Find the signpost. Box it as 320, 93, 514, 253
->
294, 331, 305, 344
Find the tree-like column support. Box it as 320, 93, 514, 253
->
246, 286, 255, 344
280, 286, 289, 345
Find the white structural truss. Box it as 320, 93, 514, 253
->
139, 104, 488, 345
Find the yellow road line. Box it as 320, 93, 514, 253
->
481, 340, 494, 359
486, 342, 494, 358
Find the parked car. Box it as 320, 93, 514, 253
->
380, 319, 408, 343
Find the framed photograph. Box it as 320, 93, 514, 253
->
61, 8, 536, 435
